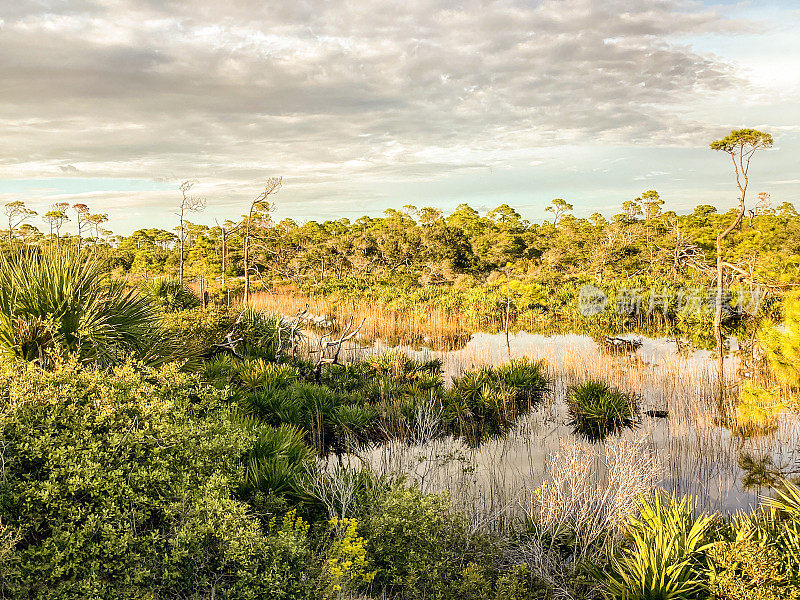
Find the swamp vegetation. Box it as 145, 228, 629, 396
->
1, 130, 799, 599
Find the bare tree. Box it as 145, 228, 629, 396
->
176, 180, 206, 284
243, 177, 281, 303
3, 201, 37, 243
216, 219, 241, 306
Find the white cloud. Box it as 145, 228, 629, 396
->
0, 0, 797, 230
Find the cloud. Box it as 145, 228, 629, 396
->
0, 0, 792, 227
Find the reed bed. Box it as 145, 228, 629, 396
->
248, 289, 473, 350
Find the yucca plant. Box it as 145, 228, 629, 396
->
139, 277, 201, 312
601, 493, 714, 600
0, 248, 178, 367
760, 480, 800, 581
567, 380, 639, 442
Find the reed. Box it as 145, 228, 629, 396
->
248, 289, 472, 350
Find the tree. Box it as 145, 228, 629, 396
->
43, 202, 70, 245
545, 198, 573, 226
710, 128, 773, 356
620, 199, 643, 222
637, 190, 664, 221
73, 203, 90, 252
3, 201, 36, 243
176, 180, 206, 284
244, 177, 281, 303
86, 213, 109, 245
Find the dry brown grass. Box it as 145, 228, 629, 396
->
248, 289, 472, 350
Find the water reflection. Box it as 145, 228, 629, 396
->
355, 331, 799, 516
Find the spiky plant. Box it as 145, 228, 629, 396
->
760, 480, 800, 581
567, 380, 639, 442
0, 248, 178, 367
239, 423, 315, 506
234, 358, 301, 391
602, 493, 714, 600
496, 358, 549, 407
139, 277, 201, 312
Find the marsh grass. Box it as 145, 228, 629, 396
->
249, 289, 472, 350
566, 380, 639, 442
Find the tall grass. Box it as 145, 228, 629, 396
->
249, 289, 472, 350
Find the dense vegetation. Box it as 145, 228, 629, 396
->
1, 130, 798, 598
0, 247, 798, 599
5, 188, 799, 339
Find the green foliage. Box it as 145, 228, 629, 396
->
0, 359, 312, 599
239, 423, 315, 513
600, 493, 714, 600
706, 482, 800, 598
140, 276, 201, 312
760, 292, 800, 392
448, 359, 549, 445
364, 484, 498, 600
160, 305, 238, 355
0, 248, 177, 367
234, 358, 302, 391
567, 379, 639, 441
236, 307, 290, 360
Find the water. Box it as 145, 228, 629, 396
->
355, 332, 800, 517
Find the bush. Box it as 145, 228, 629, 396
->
600, 493, 714, 600
0, 248, 177, 367
364, 484, 498, 599
0, 359, 311, 599
566, 380, 638, 442
161, 305, 238, 357
140, 277, 201, 312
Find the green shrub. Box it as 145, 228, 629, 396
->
567, 380, 638, 442
234, 358, 302, 391
239, 423, 316, 513
161, 305, 238, 357
0, 248, 177, 367
364, 484, 497, 599
0, 359, 310, 599
140, 276, 201, 312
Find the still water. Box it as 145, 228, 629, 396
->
357, 332, 800, 517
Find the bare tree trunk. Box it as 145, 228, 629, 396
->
179, 206, 185, 285
244, 209, 252, 304
222, 227, 228, 306
714, 154, 748, 400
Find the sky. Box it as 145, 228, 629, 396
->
1, 0, 799, 234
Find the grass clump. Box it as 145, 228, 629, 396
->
566, 379, 639, 442
140, 276, 201, 312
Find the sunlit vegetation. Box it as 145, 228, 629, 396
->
1, 128, 800, 598
566, 380, 639, 442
